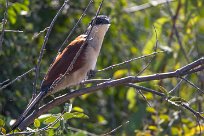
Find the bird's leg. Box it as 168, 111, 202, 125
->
87, 69, 96, 79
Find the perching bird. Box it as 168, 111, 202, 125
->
12, 15, 110, 130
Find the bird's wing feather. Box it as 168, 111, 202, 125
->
41, 35, 88, 90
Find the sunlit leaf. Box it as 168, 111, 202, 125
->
0, 119, 5, 127
7, 7, 17, 24
43, 116, 57, 125
146, 107, 156, 114
34, 119, 40, 128
143, 17, 169, 55
113, 69, 128, 79
144, 92, 154, 100
148, 125, 157, 131
97, 115, 107, 125
169, 96, 187, 104
63, 112, 89, 121
72, 107, 84, 112
63, 112, 74, 120
159, 114, 169, 122
126, 87, 136, 110
1, 127, 6, 134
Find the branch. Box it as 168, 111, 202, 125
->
0, 68, 35, 90
17, 57, 204, 130
97, 51, 165, 72
123, 0, 175, 13
2, 30, 23, 33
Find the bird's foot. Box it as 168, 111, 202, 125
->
87, 70, 96, 79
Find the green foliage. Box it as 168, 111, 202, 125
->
0, 0, 204, 135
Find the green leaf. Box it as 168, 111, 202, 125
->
63, 112, 89, 121
169, 96, 187, 104
72, 107, 84, 112
126, 87, 136, 110
43, 116, 57, 125
146, 107, 156, 114
53, 122, 60, 128
113, 69, 128, 79
1, 127, 6, 134
143, 17, 169, 55
7, 7, 17, 24
63, 112, 74, 120
72, 112, 89, 119
148, 125, 158, 131
0, 119, 5, 127
97, 115, 107, 125
34, 119, 40, 128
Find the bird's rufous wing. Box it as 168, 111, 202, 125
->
41, 35, 88, 90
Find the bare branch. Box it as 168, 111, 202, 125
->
180, 77, 203, 93
0, 68, 35, 90
97, 51, 165, 72
2, 30, 23, 33
32, 27, 50, 40
124, 0, 175, 13
101, 121, 129, 136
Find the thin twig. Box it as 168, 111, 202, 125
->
97, 51, 165, 72
2, 30, 23, 33
126, 83, 165, 97
0, 79, 10, 86
124, 0, 175, 13
180, 77, 204, 94
181, 103, 204, 120
32, 27, 50, 40
0, 68, 35, 90
101, 121, 129, 136
0, 0, 8, 50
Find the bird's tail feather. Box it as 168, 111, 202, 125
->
11, 91, 46, 130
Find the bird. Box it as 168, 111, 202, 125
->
12, 15, 110, 130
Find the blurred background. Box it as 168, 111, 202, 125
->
0, 0, 204, 135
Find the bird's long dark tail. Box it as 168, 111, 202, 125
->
11, 91, 46, 130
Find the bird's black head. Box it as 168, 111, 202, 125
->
90, 15, 110, 26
